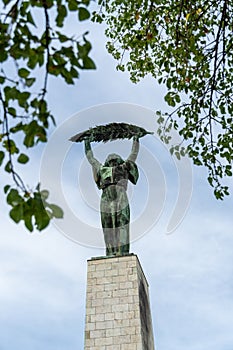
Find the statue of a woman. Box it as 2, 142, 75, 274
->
85, 137, 140, 256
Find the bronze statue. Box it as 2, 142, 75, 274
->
69, 122, 153, 257
85, 137, 139, 256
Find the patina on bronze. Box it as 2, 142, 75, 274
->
70, 123, 153, 257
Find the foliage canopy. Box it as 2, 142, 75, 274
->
0, 0, 95, 231
94, 0, 233, 199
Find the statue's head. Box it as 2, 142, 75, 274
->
104, 153, 124, 167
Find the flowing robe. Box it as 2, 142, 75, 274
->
85, 141, 139, 256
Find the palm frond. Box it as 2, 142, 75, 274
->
69, 122, 153, 143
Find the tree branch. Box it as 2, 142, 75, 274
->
41, 1, 50, 99
0, 90, 27, 192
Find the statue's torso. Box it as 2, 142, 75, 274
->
99, 164, 129, 190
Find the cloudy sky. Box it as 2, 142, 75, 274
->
1, 10, 233, 350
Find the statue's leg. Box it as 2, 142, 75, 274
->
102, 227, 114, 256
101, 189, 114, 256
112, 210, 118, 255
101, 210, 113, 256
116, 190, 130, 255
101, 202, 117, 256
119, 223, 130, 255
101, 186, 131, 256
107, 244, 113, 256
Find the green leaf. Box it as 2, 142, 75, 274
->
23, 120, 47, 147
17, 153, 29, 164
82, 56, 96, 69
10, 204, 24, 223
3, 139, 19, 154
68, 0, 78, 11
18, 68, 30, 78
3, 0, 12, 5
27, 11, 36, 26
35, 209, 50, 231
4, 185, 10, 194
25, 77, 36, 87
27, 50, 38, 69
7, 189, 23, 206
193, 158, 203, 166
4, 86, 19, 100
78, 7, 90, 21
225, 168, 232, 176
4, 161, 12, 173
56, 32, 69, 43
56, 4, 67, 27
48, 204, 64, 218
0, 51, 8, 62
8, 107, 16, 116
18, 91, 30, 108
40, 190, 49, 200
24, 213, 33, 232
0, 151, 4, 166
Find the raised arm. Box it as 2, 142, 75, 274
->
127, 136, 139, 162
85, 140, 101, 168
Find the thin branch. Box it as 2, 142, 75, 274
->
41, 0, 50, 99
208, 0, 228, 117
0, 90, 27, 192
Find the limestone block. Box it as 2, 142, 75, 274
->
84, 255, 155, 350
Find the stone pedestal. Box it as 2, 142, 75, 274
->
84, 254, 155, 350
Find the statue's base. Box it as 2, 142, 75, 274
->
84, 254, 155, 349
90, 253, 135, 260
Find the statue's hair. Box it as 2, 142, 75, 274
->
104, 153, 124, 166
